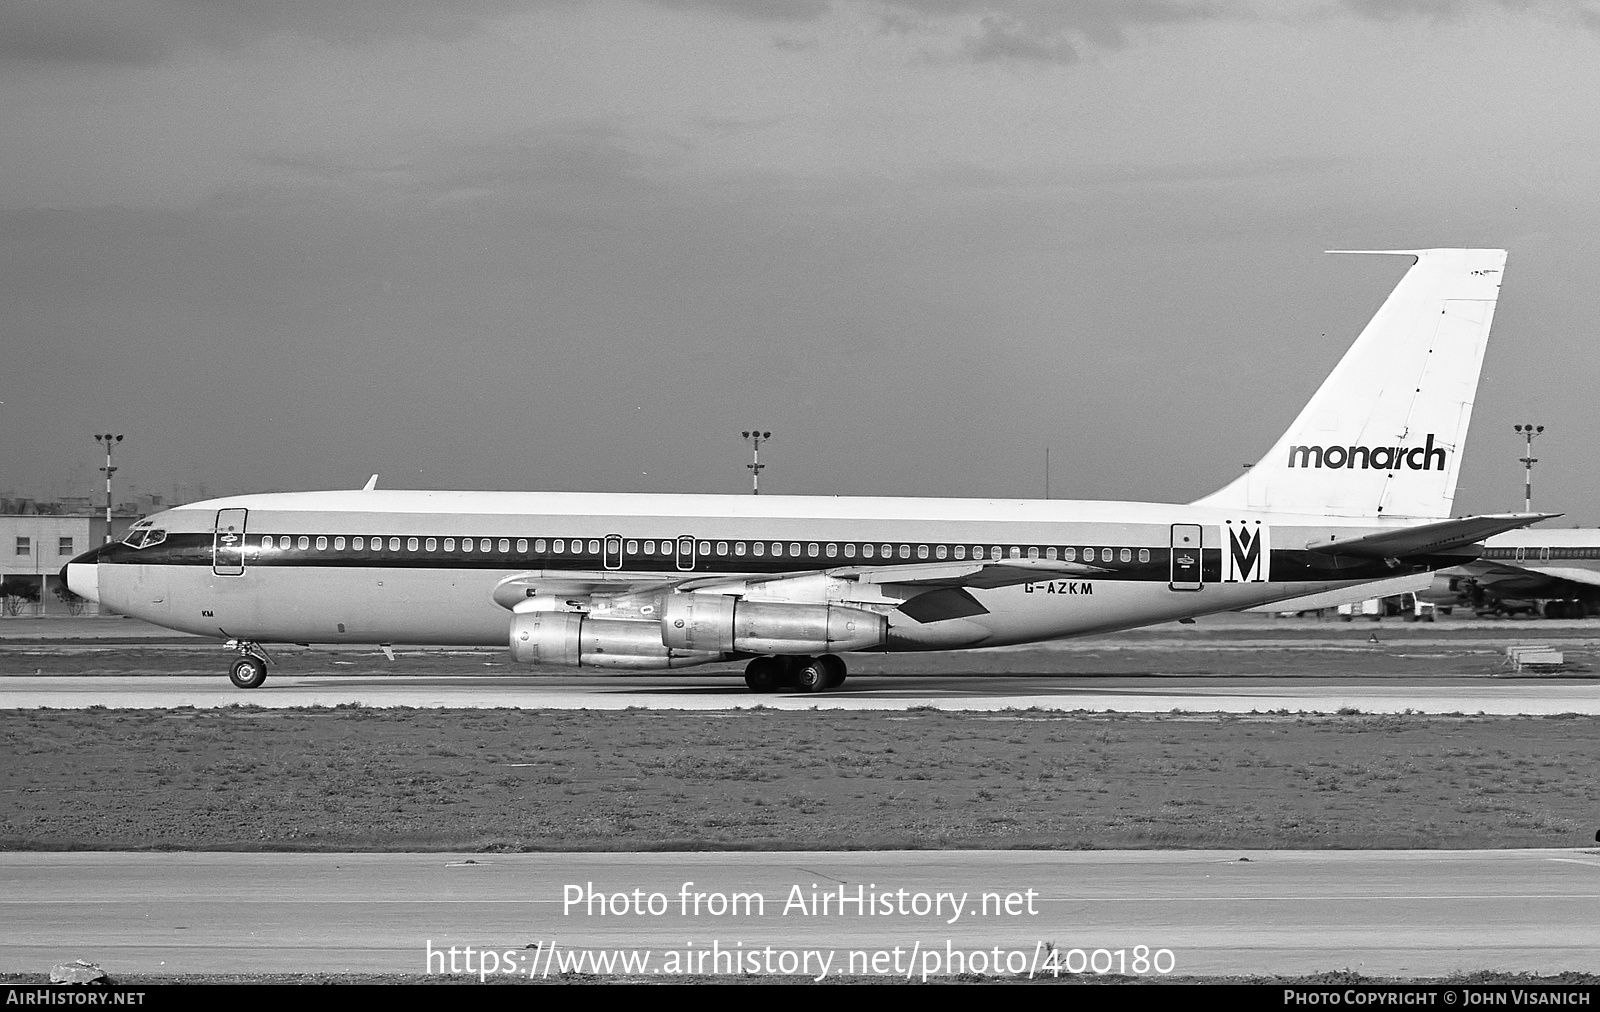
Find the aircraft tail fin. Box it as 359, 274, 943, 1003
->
1194, 248, 1507, 519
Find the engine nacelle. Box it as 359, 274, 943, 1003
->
508, 613, 725, 669
660, 595, 886, 654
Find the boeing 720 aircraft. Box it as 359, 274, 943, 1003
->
64, 248, 1548, 692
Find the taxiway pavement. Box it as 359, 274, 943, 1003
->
3, 672, 1599, 714
3, 849, 1596, 979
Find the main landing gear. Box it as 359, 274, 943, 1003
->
744, 654, 847, 694
225, 639, 270, 689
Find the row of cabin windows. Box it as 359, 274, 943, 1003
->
14, 537, 74, 556
1482, 547, 1600, 560
254, 534, 1153, 565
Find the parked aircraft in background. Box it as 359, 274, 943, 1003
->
65, 248, 1547, 692
1423, 529, 1600, 618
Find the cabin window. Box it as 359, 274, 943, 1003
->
1101, 548, 1113, 562
994, 546, 1005, 560
553, 540, 564, 553
260, 536, 273, 550
936, 545, 948, 560
1120, 548, 1132, 563
770, 543, 783, 557
316, 537, 328, 551
1046, 547, 1057, 560
753, 542, 765, 556
624, 540, 636, 554
826, 543, 838, 558
808, 543, 819, 557
917, 545, 929, 559
1009, 547, 1021, 559
405, 537, 418, 551
971, 546, 984, 560
1025, 546, 1037, 559
717, 541, 728, 556
335, 537, 346, 550
640, 540, 653, 555
352, 537, 364, 550
1138, 549, 1150, 563
420, 538, 432, 551
844, 544, 856, 558
953, 545, 966, 560
862, 544, 874, 559
883, 544, 895, 559
735, 542, 746, 556
498, 539, 510, 553
1063, 547, 1076, 561
388, 537, 400, 551
584, 540, 597, 554
511, 539, 523, 553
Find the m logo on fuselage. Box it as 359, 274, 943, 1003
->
1224, 522, 1269, 583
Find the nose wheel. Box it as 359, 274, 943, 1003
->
225, 639, 270, 689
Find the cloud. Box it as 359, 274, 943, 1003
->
0, 2, 168, 65
876, 1, 1242, 65
0, 0, 540, 67
960, 15, 1079, 63
649, 0, 832, 21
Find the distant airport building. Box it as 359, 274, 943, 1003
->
0, 496, 149, 616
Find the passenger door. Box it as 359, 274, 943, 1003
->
213, 508, 248, 577
1169, 524, 1202, 591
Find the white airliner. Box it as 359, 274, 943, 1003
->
1428, 528, 1600, 618
65, 248, 1548, 692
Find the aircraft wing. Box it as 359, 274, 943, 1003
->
492, 558, 1107, 610
1528, 567, 1600, 589
1305, 513, 1558, 560
829, 558, 1108, 588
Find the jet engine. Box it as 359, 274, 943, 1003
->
508, 612, 726, 669
660, 595, 886, 654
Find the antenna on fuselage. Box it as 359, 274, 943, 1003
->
362, 475, 378, 491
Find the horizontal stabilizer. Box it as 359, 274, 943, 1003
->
1241, 573, 1434, 614
1306, 513, 1558, 560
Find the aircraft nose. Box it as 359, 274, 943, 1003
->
61, 545, 108, 604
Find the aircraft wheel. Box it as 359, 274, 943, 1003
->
793, 657, 831, 693
744, 657, 784, 693
229, 655, 267, 690
818, 654, 847, 690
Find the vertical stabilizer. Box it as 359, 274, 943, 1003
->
1194, 248, 1506, 519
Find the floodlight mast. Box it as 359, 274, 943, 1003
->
741, 430, 771, 495
1514, 423, 1544, 513
94, 433, 123, 544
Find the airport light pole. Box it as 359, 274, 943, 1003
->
742, 430, 771, 495
1514, 423, 1544, 513
95, 433, 123, 544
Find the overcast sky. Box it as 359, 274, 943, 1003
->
3, 0, 1598, 523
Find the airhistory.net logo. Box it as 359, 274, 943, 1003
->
1285, 433, 1447, 471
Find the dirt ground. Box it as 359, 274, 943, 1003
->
4, 706, 1597, 851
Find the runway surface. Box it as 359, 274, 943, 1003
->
3, 849, 1596, 979
4, 672, 1600, 714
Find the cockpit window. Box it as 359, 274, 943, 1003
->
122, 529, 167, 550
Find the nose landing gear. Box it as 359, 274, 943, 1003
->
224, 640, 270, 689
